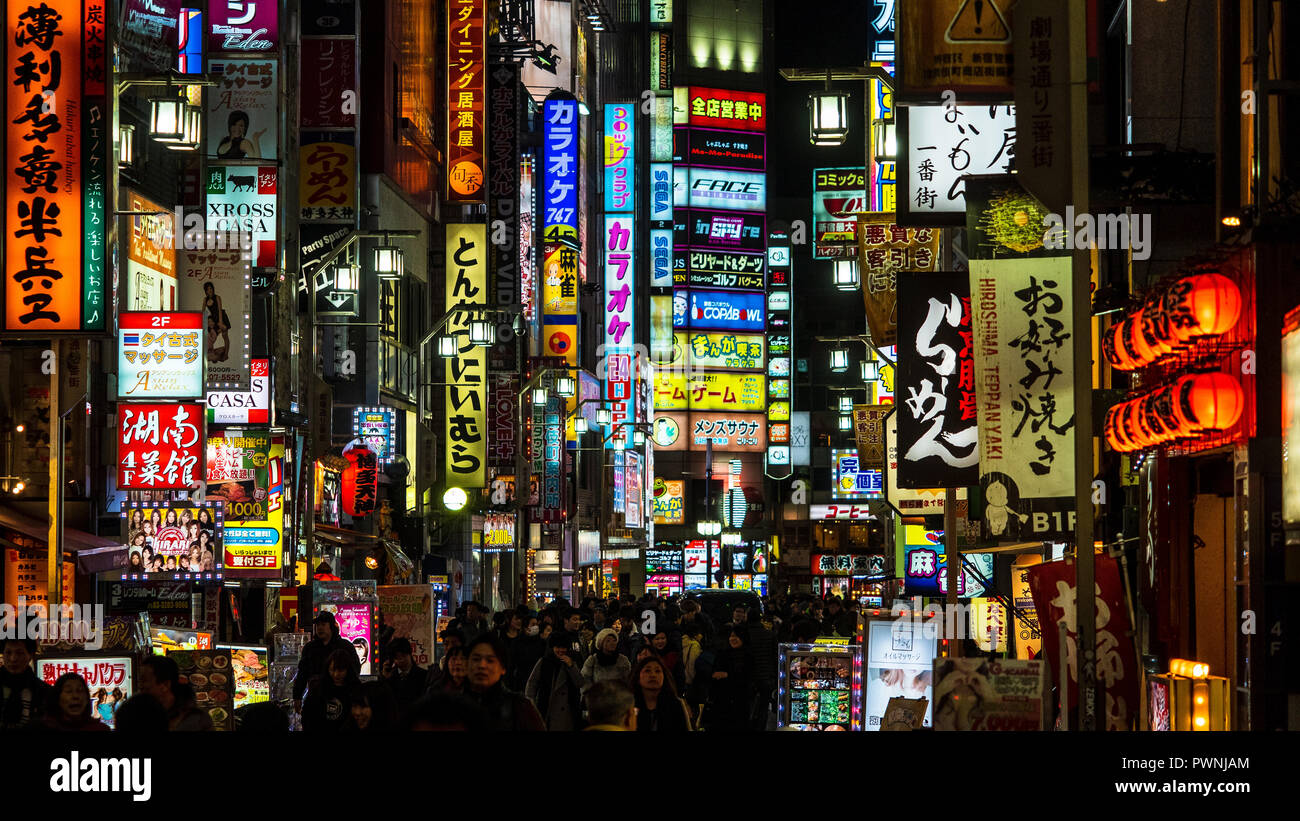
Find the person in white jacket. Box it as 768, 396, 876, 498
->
581, 628, 631, 689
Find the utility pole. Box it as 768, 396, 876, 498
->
47, 338, 64, 609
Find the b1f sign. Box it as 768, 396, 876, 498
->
118, 312, 205, 399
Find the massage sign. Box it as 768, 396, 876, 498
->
342, 445, 378, 517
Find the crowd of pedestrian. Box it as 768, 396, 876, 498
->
0, 591, 863, 732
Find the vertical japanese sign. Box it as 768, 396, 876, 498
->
869, 0, 896, 62
625, 451, 643, 529
83, 2, 106, 330
207, 431, 284, 578
488, 64, 520, 371
766, 226, 791, 477
811, 168, 867, 259
1013, 0, 1071, 217
447, 0, 485, 202
519, 154, 538, 346
604, 216, 635, 445
895, 272, 978, 488
342, 444, 377, 517
898, 104, 1016, 226
5, 0, 89, 331
299, 38, 356, 128
603, 103, 635, 212
856, 213, 940, 348
1027, 555, 1138, 730
207, 0, 277, 51
542, 96, 580, 365
445, 224, 488, 488
853, 404, 891, 470
299, 132, 357, 222
207, 58, 278, 160
543, 393, 563, 518
898, 0, 1013, 96
119, 403, 204, 489
969, 256, 1077, 539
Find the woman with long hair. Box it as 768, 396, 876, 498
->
630, 655, 693, 732
202, 282, 232, 361
425, 645, 469, 694
164, 509, 178, 528
150, 510, 163, 531
302, 648, 361, 732
198, 508, 213, 529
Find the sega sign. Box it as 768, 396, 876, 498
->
677, 289, 765, 332
651, 228, 674, 287
650, 163, 674, 222
686, 169, 766, 212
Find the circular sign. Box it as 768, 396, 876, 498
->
547, 329, 573, 356
653, 416, 680, 448
443, 487, 468, 511
449, 162, 484, 197
154, 525, 189, 556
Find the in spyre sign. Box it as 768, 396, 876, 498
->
895, 272, 979, 488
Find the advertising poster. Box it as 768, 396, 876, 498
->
812, 168, 867, 259
686, 168, 767, 212
679, 289, 765, 332
683, 210, 766, 252
325, 602, 375, 676
222, 645, 269, 706
207, 431, 285, 578
932, 657, 1048, 731
625, 451, 643, 529
207, 58, 278, 160
542, 96, 579, 366
107, 580, 193, 629
686, 87, 766, 131
1013, 554, 1044, 659
299, 132, 358, 222
352, 407, 396, 464
208, 0, 277, 52
118, 403, 205, 490
895, 272, 978, 488
652, 478, 685, 524
853, 404, 891, 470
652, 411, 765, 452
856, 213, 940, 348
864, 619, 937, 731
1027, 555, 1139, 731
779, 644, 863, 731
178, 250, 251, 391
205, 164, 278, 267
445, 224, 489, 488
677, 332, 764, 371
898, 0, 1012, 96
117, 312, 205, 399
208, 358, 270, 424
170, 649, 235, 730
377, 586, 436, 668
969, 256, 1078, 539
832, 448, 884, 500
685, 250, 766, 290
125, 191, 177, 311
604, 103, 635, 212
37, 658, 133, 729
683, 128, 765, 171
121, 502, 222, 572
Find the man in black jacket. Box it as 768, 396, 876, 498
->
0, 639, 50, 730
462, 634, 545, 731
292, 612, 354, 713
743, 607, 779, 730
821, 596, 858, 638
382, 637, 428, 715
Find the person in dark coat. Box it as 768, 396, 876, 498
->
708, 627, 757, 732
292, 612, 354, 713
821, 597, 857, 638
0, 639, 51, 730
381, 637, 428, 716
461, 634, 545, 731
630, 656, 693, 732
524, 632, 586, 731
508, 614, 546, 692
301, 648, 360, 732
743, 607, 779, 730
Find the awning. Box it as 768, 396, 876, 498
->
0, 505, 125, 575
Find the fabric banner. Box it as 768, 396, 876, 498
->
857, 214, 941, 347
1026, 554, 1139, 731
969, 256, 1077, 539
895, 272, 978, 488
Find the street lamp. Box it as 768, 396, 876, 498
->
469, 318, 496, 346
872, 117, 897, 161
574, 416, 589, 434
697, 519, 722, 537
374, 245, 404, 279
808, 75, 850, 146
437, 334, 457, 358
837, 395, 853, 413
556, 376, 576, 397
532, 387, 548, 405
633, 429, 645, 446
333, 262, 360, 293
596, 407, 612, 427
830, 348, 850, 373
832, 258, 859, 291
165, 103, 202, 151
838, 413, 853, 431
118, 123, 135, 167
721, 531, 742, 547
149, 93, 187, 142
861, 360, 879, 381
443, 487, 468, 511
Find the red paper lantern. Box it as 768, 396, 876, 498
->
1163, 273, 1242, 339
1104, 321, 1137, 370
1106, 403, 1137, 452
1139, 302, 1176, 358
1177, 371, 1245, 431
1120, 400, 1151, 449
342, 446, 379, 517
1166, 375, 1203, 434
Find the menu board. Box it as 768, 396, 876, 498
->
221, 644, 270, 706
170, 648, 236, 730
778, 643, 863, 731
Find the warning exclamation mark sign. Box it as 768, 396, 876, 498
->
944, 0, 1011, 43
